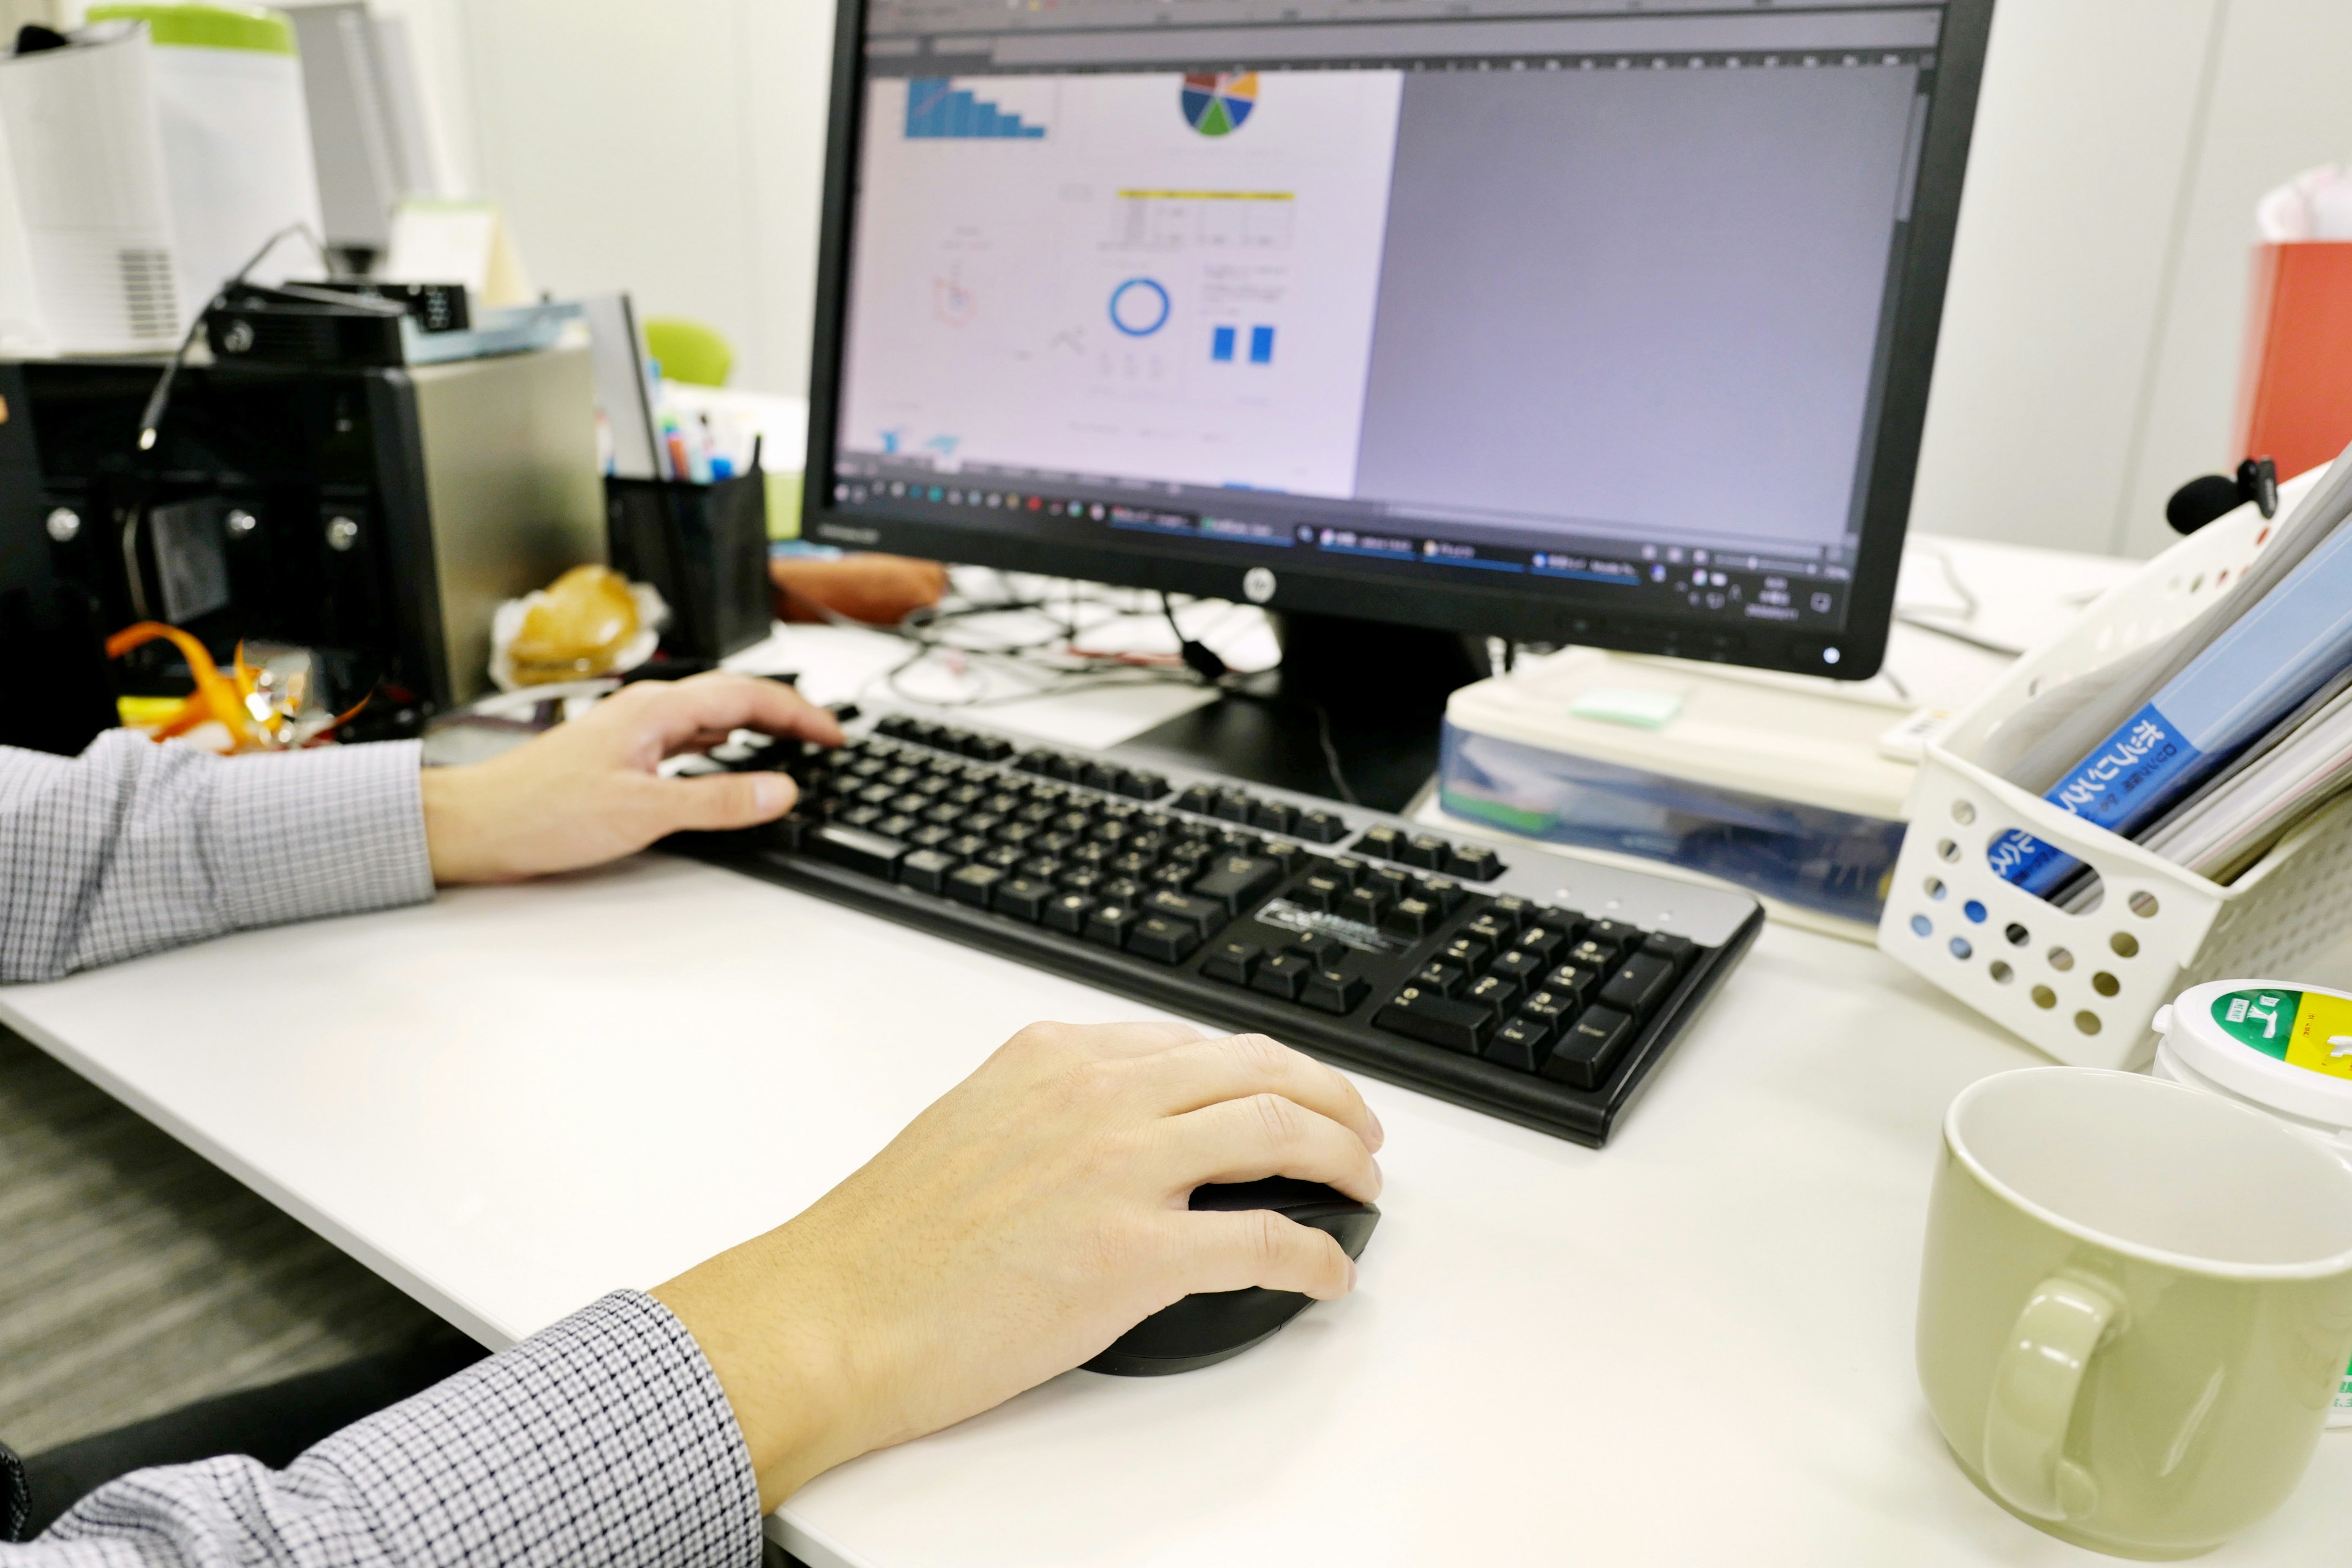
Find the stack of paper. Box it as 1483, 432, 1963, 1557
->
1976, 436, 2352, 894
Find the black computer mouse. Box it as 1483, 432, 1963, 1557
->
1082, 1177, 1381, 1377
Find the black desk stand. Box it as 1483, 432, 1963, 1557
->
1117, 612, 1486, 814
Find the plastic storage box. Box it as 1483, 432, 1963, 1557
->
1877, 469, 2352, 1068
1434, 648, 1915, 937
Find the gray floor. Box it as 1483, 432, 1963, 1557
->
0, 1023, 451, 1455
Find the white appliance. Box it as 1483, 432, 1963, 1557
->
0, 9, 324, 355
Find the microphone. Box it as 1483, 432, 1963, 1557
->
2166, 457, 2278, 535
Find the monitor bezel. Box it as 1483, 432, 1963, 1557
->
801, 0, 1996, 681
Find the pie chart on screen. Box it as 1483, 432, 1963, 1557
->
1181, 72, 1257, 137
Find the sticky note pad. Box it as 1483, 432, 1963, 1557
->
1569, 687, 1684, 729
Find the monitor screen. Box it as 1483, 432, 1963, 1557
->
806, 0, 1991, 678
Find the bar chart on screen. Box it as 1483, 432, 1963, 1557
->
903, 77, 1054, 139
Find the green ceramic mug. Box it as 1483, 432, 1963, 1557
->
1917, 1068, 2352, 1559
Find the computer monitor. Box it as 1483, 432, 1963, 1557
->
804, 0, 1992, 780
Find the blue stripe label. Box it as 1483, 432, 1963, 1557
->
1991, 703, 2203, 896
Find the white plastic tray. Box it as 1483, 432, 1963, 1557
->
1876, 472, 2352, 1067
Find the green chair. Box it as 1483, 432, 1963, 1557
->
641, 317, 734, 388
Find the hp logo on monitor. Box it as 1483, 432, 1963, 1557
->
1242, 567, 1276, 604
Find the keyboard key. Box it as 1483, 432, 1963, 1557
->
1301, 967, 1369, 1014
1544, 1006, 1635, 1088
910, 824, 955, 850
897, 848, 959, 894
1566, 937, 1621, 971
1446, 844, 1504, 881
1586, 918, 1642, 949
1190, 854, 1284, 914
1019, 856, 1064, 883
1487, 1017, 1555, 1073
1488, 949, 1544, 986
1487, 895, 1536, 930
979, 844, 1023, 870
1145, 889, 1227, 937
1249, 799, 1299, 833
1543, 964, 1600, 1003
1286, 932, 1346, 966
993, 875, 1056, 922
1642, 932, 1698, 968
813, 824, 907, 878
1098, 877, 1144, 905
1375, 987, 1494, 1054
1294, 809, 1349, 844
1257, 839, 1308, 872
1518, 989, 1575, 1031
1400, 834, 1450, 870
1355, 825, 1405, 860
1202, 940, 1261, 986
1464, 974, 1521, 1015
1381, 897, 1440, 939
1056, 867, 1102, 895
1417, 876, 1468, 914
1211, 791, 1254, 823
946, 864, 1004, 907
1175, 783, 1217, 815
1293, 872, 1349, 913
1043, 892, 1096, 935
1252, 951, 1313, 1000
1463, 913, 1515, 948
1341, 886, 1393, 924
1117, 769, 1170, 801
1600, 954, 1677, 1017
968, 735, 1014, 763
837, 804, 884, 829
1081, 761, 1121, 792
1085, 903, 1142, 948
1127, 914, 1202, 964
1512, 925, 1567, 961
1411, 962, 1466, 997
1440, 936, 1491, 971
757, 815, 805, 852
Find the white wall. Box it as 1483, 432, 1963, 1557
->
1911, 0, 2352, 556
436, 0, 833, 399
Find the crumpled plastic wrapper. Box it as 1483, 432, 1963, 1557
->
2257, 162, 2352, 241
490, 565, 669, 692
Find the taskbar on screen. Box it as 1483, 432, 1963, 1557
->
826, 467, 1855, 639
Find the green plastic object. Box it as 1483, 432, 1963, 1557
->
643, 318, 734, 388
88, 2, 298, 55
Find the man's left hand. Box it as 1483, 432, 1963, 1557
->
420, 673, 842, 884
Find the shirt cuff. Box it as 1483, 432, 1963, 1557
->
306, 1291, 761, 1567
209, 739, 435, 931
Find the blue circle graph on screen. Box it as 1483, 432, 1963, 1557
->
1108, 278, 1170, 337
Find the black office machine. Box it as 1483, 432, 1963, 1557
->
0, 347, 608, 729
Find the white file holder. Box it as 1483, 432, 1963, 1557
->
1878, 471, 2352, 1068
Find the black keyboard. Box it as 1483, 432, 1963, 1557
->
675, 712, 1763, 1146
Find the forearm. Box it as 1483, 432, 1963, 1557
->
7, 1293, 762, 1566
0, 734, 433, 983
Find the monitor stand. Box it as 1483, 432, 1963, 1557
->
1115, 611, 1487, 814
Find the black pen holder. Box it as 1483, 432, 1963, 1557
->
605, 470, 772, 662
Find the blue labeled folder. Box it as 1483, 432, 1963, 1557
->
1992, 516, 2352, 894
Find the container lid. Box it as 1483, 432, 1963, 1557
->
86, 3, 296, 56
2156, 979, 2352, 1129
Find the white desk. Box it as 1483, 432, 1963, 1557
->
7, 562, 2348, 1566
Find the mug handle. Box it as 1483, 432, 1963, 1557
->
1983, 1270, 2125, 1521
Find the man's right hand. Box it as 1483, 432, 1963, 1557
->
651, 1021, 1384, 1509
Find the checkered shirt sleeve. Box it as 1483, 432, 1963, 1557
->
0, 733, 435, 983
9, 1291, 763, 1566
